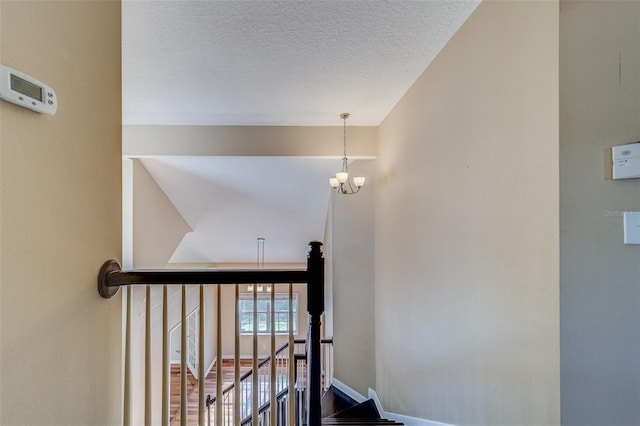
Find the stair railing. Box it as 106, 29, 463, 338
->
209, 338, 334, 426
98, 241, 325, 426
207, 341, 290, 425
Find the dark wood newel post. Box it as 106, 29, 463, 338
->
306, 241, 324, 426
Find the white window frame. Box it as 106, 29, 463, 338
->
238, 292, 298, 335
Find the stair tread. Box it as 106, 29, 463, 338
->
328, 399, 380, 419
321, 385, 360, 418
322, 419, 403, 425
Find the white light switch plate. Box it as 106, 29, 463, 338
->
623, 212, 640, 244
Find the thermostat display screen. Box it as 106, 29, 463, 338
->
10, 73, 42, 102
1, 64, 56, 114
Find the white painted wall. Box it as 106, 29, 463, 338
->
375, 1, 560, 424
133, 159, 192, 268
560, 2, 640, 424
0, 1, 122, 424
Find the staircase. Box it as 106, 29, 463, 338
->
320, 386, 403, 425
100, 241, 401, 426
205, 351, 401, 426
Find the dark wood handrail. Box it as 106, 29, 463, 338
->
294, 338, 333, 345
98, 264, 309, 298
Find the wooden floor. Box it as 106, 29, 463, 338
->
170, 359, 254, 426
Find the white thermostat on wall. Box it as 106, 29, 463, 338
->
612, 142, 640, 179
0, 64, 57, 115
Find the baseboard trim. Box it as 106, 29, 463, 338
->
367, 389, 455, 426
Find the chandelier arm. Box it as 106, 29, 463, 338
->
337, 179, 360, 195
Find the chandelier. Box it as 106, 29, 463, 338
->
329, 113, 365, 194
248, 237, 271, 292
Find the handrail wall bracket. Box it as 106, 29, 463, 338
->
98, 259, 122, 299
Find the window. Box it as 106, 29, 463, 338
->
239, 292, 297, 335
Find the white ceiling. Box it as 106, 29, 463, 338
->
122, 0, 479, 265
141, 156, 341, 264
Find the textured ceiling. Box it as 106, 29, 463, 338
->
123, 0, 480, 126
122, 0, 480, 265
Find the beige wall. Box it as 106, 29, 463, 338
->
124, 125, 377, 158
560, 2, 640, 424
329, 159, 376, 396
0, 1, 122, 424
375, 1, 559, 424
